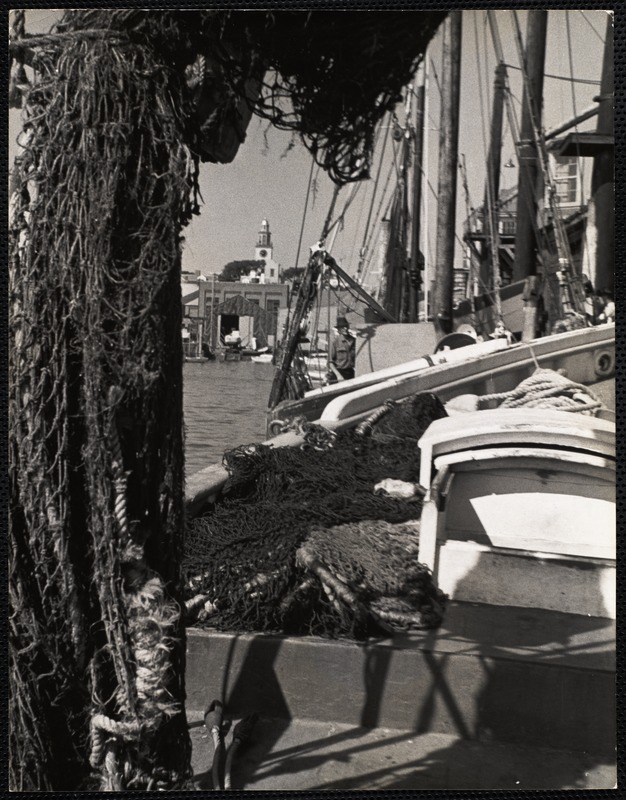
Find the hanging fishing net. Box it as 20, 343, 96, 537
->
12, 9, 445, 185
9, 19, 198, 791
9, 8, 446, 790
184, 393, 448, 639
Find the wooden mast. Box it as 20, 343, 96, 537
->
511, 10, 547, 340
480, 62, 506, 311
408, 64, 426, 323
512, 10, 547, 284
433, 11, 462, 336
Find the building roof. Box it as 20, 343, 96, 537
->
549, 132, 614, 158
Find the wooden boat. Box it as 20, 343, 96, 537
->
183, 11, 614, 789
417, 406, 615, 616
185, 320, 615, 785
184, 14, 615, 776
188, 322, 614, 509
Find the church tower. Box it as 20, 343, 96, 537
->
253, 218, 279, 283
254, 218, 273, 262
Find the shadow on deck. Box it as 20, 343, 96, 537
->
185, 600, 615, 790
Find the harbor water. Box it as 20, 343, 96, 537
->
183, 359, 276, 477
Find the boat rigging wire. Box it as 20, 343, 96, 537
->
429, 57, 442, 98
578, 10, 606, 45
357, 113, 392, 281
360, 159, 396, 280
320, 184, 341, 244
565, 10, 590, 266
293, 156, 317, 272
359, 104, 411, 277
329, 279, 378, 323
502, 63, 601, 86
459, 154, 477, 307
505, 12, 562, 286
390, 126, 405, 184
488, 11, 560, 276
360, 190, 395, 290
347, 180, 371, 276
283, 156, 317, 341
473, 14, 501, 321
324, 179, 362, 247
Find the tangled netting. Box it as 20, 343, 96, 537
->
9, 9, 445, 790
184, 394, 448, 639
13, 9, 445, 184
9, 19, 197, 792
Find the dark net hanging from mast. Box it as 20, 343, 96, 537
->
245, 10, 447, 184
57, 9, 446, 184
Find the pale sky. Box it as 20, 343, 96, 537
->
9, 9, 610, 280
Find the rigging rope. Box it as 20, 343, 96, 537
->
487, 10, 575, 328
488, 11, 555, 267
293, 156, 316, 272
565, 11, 589, 242
358, 113, 392, 280
510, 10, 585, 317
320, 184, 341, 245
325, 178, 362, 249
578, 10, 605, 44
474, 13, 502, 321
503, 62, 601, 86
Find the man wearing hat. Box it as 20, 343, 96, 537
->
329, 316, 356, 381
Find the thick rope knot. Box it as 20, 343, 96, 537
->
89, 714, 142, 768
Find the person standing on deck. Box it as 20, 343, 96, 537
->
329, 316, 356, 381
599, 289, 615, 323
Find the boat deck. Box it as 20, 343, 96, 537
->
187, 716, 616, 791
182, 346, 616, 790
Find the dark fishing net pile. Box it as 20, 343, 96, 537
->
184, 393, 448, 639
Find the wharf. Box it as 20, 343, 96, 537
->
187, 718, 615, 791
184, 601, 616, 790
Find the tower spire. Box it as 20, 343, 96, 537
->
257, 218, 271, 248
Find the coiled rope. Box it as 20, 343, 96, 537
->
476, 368, 603, 415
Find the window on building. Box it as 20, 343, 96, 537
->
499, 216, 516, 236
553, 157, 578, 205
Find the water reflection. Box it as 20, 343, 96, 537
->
183, 360, 275, 475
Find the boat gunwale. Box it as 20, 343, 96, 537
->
185, 326, 615, 518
